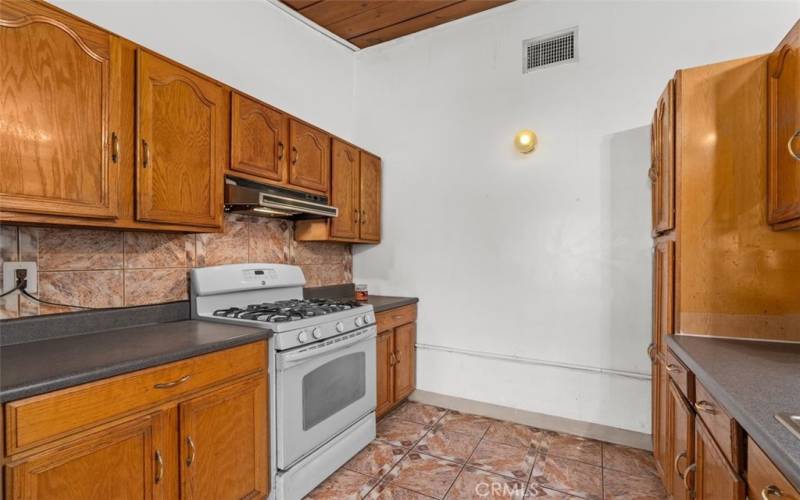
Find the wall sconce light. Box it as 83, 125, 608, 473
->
514, 129, 538, 154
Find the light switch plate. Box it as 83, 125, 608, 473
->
2, 262, 38, 294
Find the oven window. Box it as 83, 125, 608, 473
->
302, 352, 366, 431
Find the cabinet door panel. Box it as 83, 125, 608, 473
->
376, 330, 394, 418
6, 413, 165, 500
0, 1, 119, 219
393, 323, 416, 402
288, 119, 329, 194
694, 418, 744, 500
179, 376, 268, 500
653, 359, 670, 483
668, 381, 695, 500
653, 80, 675, 234
231, 92, 287, 182
653, 240, 675, 355
137, 50, 223, 228
330, 140, 360, 240
359, 152, 381, 242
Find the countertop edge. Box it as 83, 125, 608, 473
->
666, 335, 800, 491
369, 296, 419, 313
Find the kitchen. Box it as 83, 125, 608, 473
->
1, 0, 799, 499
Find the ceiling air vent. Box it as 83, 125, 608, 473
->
523, 27, 577, 73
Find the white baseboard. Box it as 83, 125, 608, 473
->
410, 389, 653, 451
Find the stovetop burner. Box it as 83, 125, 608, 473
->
212, 298, 364, 323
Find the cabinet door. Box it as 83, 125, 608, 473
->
0, 1, 119, 219
376, 330, 395, 418
668, 381, 695, 500
231, 92, 287, 183
768, 21, 800, 226
288, 119, 330, 194
330, 140, 361, 240
6, 413, 167, 500
393, 323, 416, 402
653, 359, 671, 484
653, 240, 675, 356
137, 50, 224, 228
359, 152, 382, 242
694, 418, 744, 500
653, 80, 675, 234
179, 376, 268, 500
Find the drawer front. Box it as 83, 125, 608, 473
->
376, 304, 417, 332
665, 349, 694, 402
747, 438, 800, 500
694, 380, 744, 471
6, 341, 266, 455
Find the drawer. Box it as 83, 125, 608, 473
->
665, 349, 694, 402
376, 304, 417, 332
747, 437, 800, 500
5, 341, 266, 455
694, 380, 744, 471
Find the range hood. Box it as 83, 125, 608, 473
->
224, 177, 338, 219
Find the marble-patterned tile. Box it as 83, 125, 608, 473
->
377, 417, 430, 449
124, 232, 194, 269
302, 263, 352, 287
525, 485, 580, 498
306, 468, 377, 500
344, 441, 407, 478
530, 454, 602, 500
0, 270, 19, 319
540, 432, 602, 467
0, 226, 20, 319
389, 452, 461, 499
18, 226, 37, 261
485, 421, 544, 449
34, 228, 123, 270
124, 269, 188, 306
391, 402, 448, 426
602, 468, 667, 500
293, 241, 352, 265
249, 219, 292, 264
437, 411, 495, 438
446, 466, 526, 499
415, 428, 481, 464
33, 270, 124, 315
368, 483, 437, 499
195, 215, 249, 266
468, 439, 536, 481
602, 443, 658, 478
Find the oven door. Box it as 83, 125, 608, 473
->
276, 326, 376, 469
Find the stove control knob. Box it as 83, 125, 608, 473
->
364, 314, 374, 324
312, 327, 322, 339
355, 316, 364, 327
336, 321, 345, 333
297, 330, 309, 343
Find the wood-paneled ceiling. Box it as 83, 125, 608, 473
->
280, 0, 513, 49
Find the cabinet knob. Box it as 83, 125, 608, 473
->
142, 139, 150, 168
354, 208, 359, 223
154, 374, 191, 389
186, 435, 196, 467
291, 146, 299, 165
762, 485, 783, 499
694, 400, 716, 414
278, 142, 285, 160
647, 343, 656, 362
788, 130, 800, 161
674, 451, 687, 479
666, 364, 682, 374
683, 463, 696, 497
154, 450, 164, 483
395, 350, 402, 363
111, 132, 120, 164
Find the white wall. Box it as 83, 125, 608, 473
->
52, 0, 356, 139
352, 1, 799, 433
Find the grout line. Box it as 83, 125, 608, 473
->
441, 414, 491, 500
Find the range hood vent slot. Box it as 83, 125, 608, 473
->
224, 177, 338, 220
523, 27, 577, 73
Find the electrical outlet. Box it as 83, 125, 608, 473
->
3, 262, 37, 294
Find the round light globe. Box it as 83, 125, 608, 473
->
514, 130, 538, 154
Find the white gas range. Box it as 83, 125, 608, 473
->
191, 264, 376, 500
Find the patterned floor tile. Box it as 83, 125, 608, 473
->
415, 428, 482, 463
306, 468, 378, 499
530, 454, 602, 500
437, 411, 495, 437
540, 432, 603, 467
378, 417, 431, 448
389, 452, 462, 499
602, 443, 658, 478
526, 485, 581, 498
485, 421, 544, 449
345, 440, 408, 478
446, 466, 526, 499
468, 439, 536, 481
603, 468, 667, 499
392, 402, 448, 426
368, 483, 438, 499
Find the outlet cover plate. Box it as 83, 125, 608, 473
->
3, 262, 38, 294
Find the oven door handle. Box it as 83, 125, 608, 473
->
278, 328, 376, 370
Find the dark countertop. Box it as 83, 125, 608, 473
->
303, 284, 418, 314
363, 295, 419, 313
1, 316, 270, 403
667, 335, 800, 489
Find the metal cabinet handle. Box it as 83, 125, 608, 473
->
789, 130, 800, 161
666, 364, 682, 374
354, 209, 359, 223
278, 142, 285, 160
291, 146, 298, 165
683, 463, 697, 498
695, 400, 717, 414
648, 166, 658, 182
674, 451, 687, 479
361, 210, 366, 225
395, 350, 402, 363
111, 132, 120, 163
186, 436, 196, 466
142, 139, 150, 168
155, 450, 164, 483
389, 353, 397, 366
647, 343, 656, 362
154, 374, 191, 389
762, 485, 784, 499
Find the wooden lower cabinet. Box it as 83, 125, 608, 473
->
747, 437, 800, 500
375, 304, 418, 418
392, 323, 416, 403
653, 357, 671, 486
693, 418, 745, 500
668, 381, 695, 500
376, 330, 395, 418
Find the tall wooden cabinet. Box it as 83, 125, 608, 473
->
375, 304, 417, 418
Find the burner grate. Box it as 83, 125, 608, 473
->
212, 298, 363, 323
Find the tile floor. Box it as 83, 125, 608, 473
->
306, 402, 667, 500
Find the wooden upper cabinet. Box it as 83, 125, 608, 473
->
178, 376, 268, 500
288, 119, 330, 194
768, 20, 800, 229
0, 1, 119, 219
330, 140, 361, 240
136, 50, 224, 228
359, 151, 382, 242
693, 418, 745, 500
652, 79, 675, 235
231, 92, 287, 183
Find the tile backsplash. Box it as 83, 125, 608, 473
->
0, 215, 352, 318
